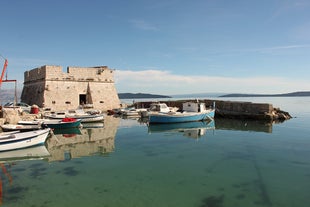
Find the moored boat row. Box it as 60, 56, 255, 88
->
113, 101, 215, 124
44, 109, 104, 123
1, 107, 105, 133
1, 118, 83, 132
0, 100, 214, 153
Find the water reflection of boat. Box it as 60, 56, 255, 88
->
52, 127, 82, 136
148, 120, 215, 139
82, 122, 104, 128
0, 145, 50, 163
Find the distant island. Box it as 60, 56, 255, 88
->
118, 93, 171, 99
118, 91, 310, 99
1, 89, 309, 104
220, 91, 310, 97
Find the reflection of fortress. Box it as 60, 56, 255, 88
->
46, 116, 120, 161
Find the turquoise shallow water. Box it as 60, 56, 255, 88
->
0, 97, 310, 207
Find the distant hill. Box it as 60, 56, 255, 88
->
0, 89, 22, 104
1, 90, 171, 101
118, 93, 171, 99
172, 92, 225, 98
220, 91, 310, 97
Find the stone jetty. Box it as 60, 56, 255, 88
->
133, 99, 292, 121
0, 99, 291, 126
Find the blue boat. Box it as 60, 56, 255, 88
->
148, 101, 215, 124
42, 118, 82, 129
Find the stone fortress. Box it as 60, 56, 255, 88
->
21, 65, 121, 111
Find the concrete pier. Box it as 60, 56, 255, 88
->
134, 99, 292, 121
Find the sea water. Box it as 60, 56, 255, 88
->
0, 97, 309, 207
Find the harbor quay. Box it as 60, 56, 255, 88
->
0, 98, 291, 127
133, 99, 292, 122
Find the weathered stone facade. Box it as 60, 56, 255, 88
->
21, 65, 121, 111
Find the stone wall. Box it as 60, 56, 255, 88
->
24, 65, 48, 82
134, 99, 290, 121
21, 65, 121, 111
208, 100, 274, 120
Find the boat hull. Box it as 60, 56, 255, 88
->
148, 120, 215, 132
67, 114, 104, 123
1, 124, 41, 132
148, 110, 215, 124
0, 128, 50, 152
45, 109, 104, 123
43, 119, 82, 129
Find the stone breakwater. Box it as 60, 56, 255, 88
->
0, 99, 292, 126
134, 99, 292, 121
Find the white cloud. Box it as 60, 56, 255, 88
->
256, 44, 310, 53
114, 69, 310, 95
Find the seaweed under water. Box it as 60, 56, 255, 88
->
199, 194, 224, 207
63, 166, 79, 176
29, 167, 47, 179
5, 185, 28, 203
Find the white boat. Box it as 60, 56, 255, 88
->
140, 103, 179, 118
18, 120, 43, 125
45, 109, 104, 123
148, 101, 215, 124
149, 103, 178, 113
1, 124, 42, 132
0, 128, 51, 152
122, 108, 147, 117
82, 122, 104, 128
67, 113, 104, 123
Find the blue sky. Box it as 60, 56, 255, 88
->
0, 0, 309, 95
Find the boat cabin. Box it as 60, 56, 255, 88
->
149, 103, 171, 113
182, 102, 207, 113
